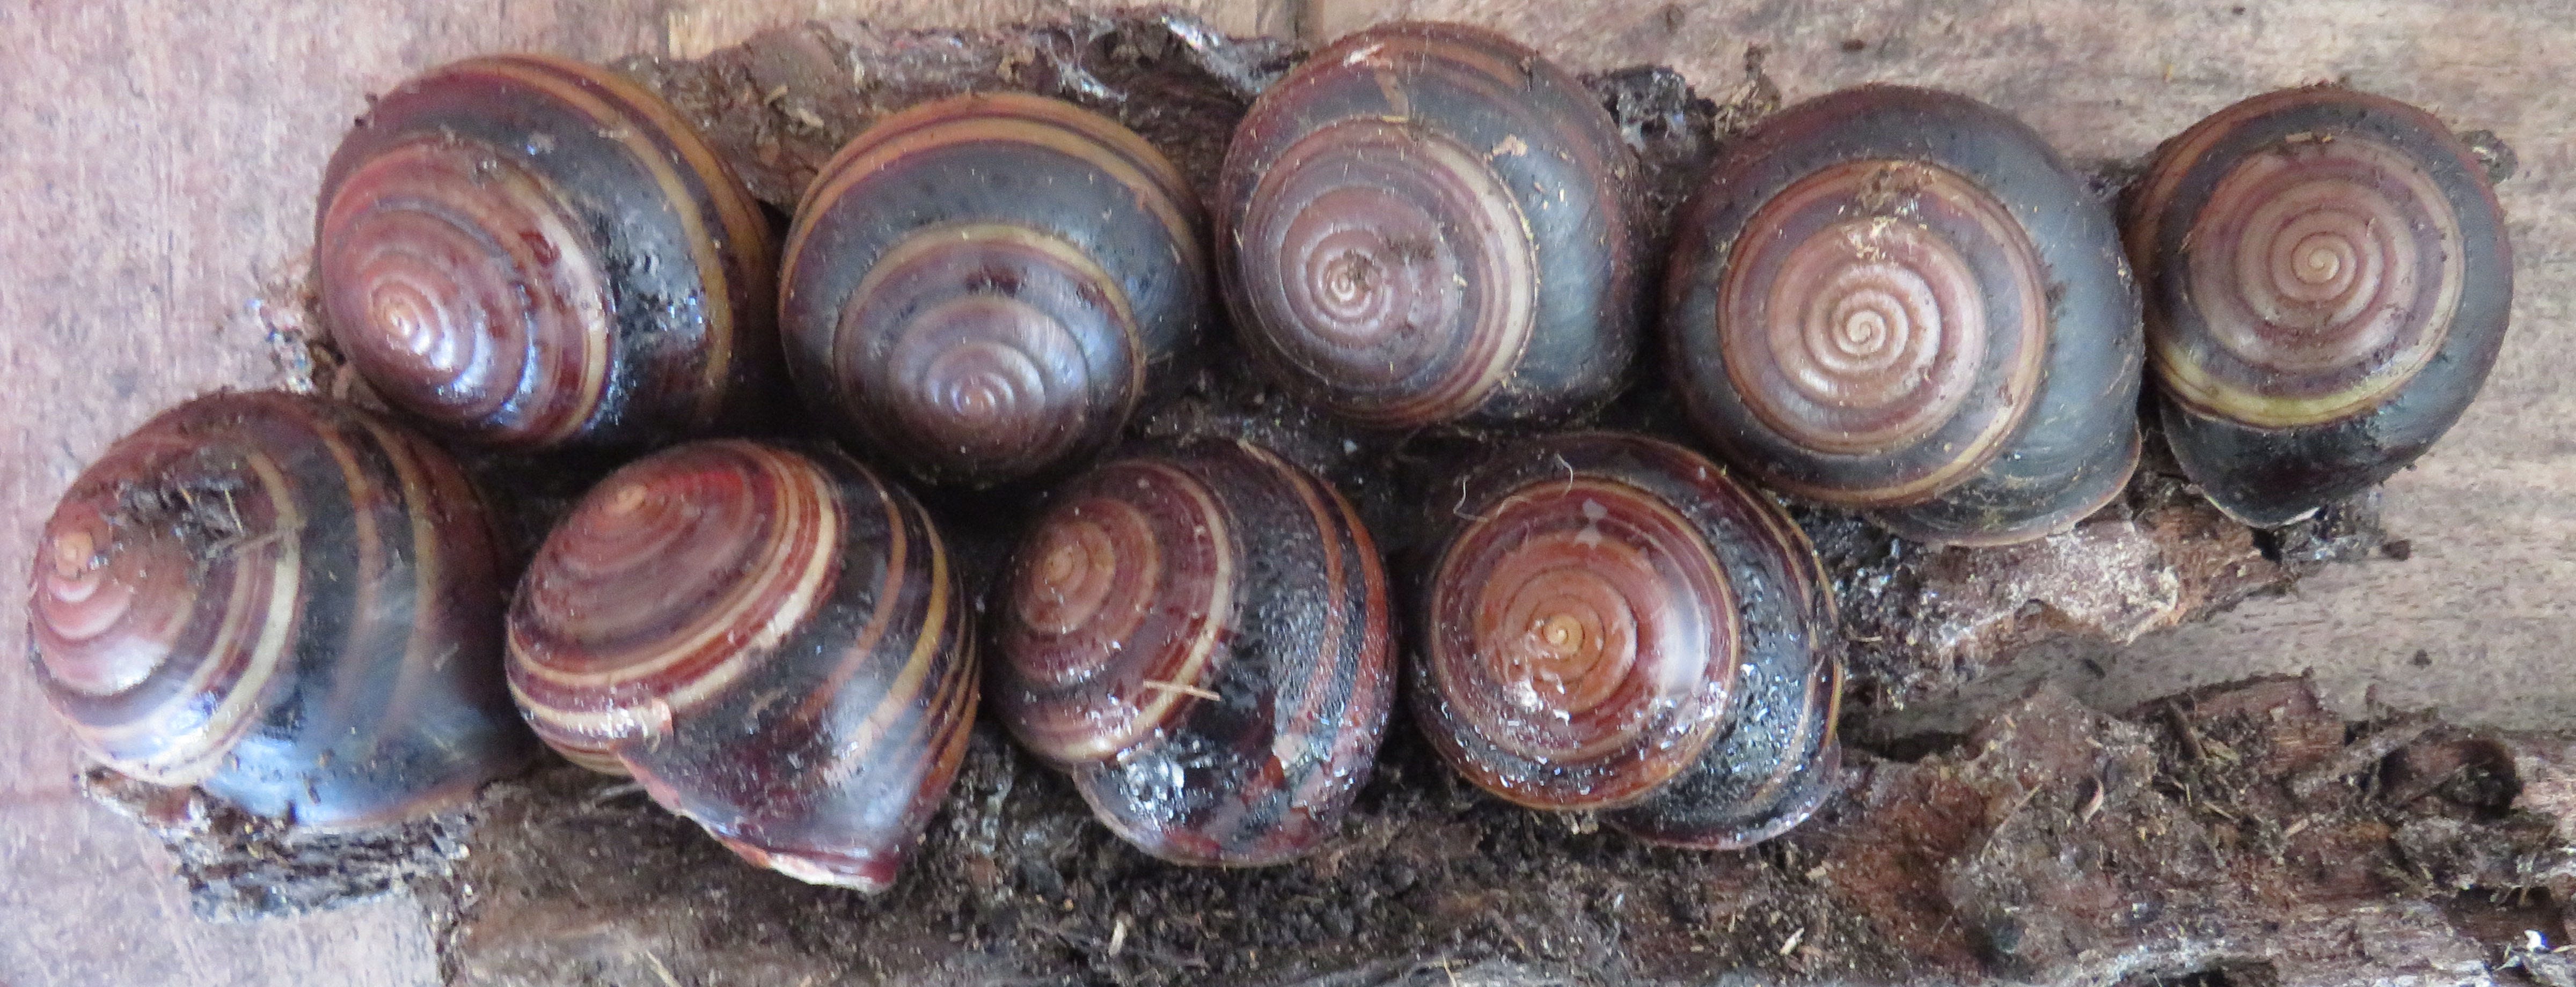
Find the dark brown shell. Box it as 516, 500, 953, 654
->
1413, 432, 1842, 849
1664, 85, 2143, 546
507, 440, 977, 891
991, 438, 1393, 866
315, 55, 779, 448
26, 392, 534, 828
780, 93, 1206, 489
2124, 85, 2513, 526
1216, 21, 1642, 430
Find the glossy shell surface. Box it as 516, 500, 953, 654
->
992, 439, 1393, 865
316, 54, 778, 448
1217, 21, 1641, 429
1415, 432, 1842, 849
781, 93, 1205, 488
1665, 85, 2144, 545
508, 440, 976, 890
28, 391, 533, 827
2125, 86, 2513, 525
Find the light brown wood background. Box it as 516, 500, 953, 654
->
3, 1, 2567, 982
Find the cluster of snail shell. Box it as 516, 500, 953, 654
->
27, 23, 2510, 891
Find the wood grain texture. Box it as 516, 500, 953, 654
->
1, 1, 2569, 983
0, 4, 652, 984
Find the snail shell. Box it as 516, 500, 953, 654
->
27, 392, 533, 828
507, 440, 977, 891
2124, 86, 2513, 526
316, 54, 778, 448
781, 93, 1206, 488
1664, 85, 2144, 546
1414, 432, 1842, 849
992, 438, 1393, 865
1216, 21, 1642, 430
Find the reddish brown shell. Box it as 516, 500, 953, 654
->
1664, 86, 2143, 546
781, 93, 1205, 488
508, 440, 976, 891
316, 54, 778, 448
1414, 432, 1842, 849
2124, 86, 2513, 526
991, 439, 1393, 865
27, 392, 533, 828
1216, 21, 1642, 429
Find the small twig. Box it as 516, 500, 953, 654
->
1993, 783, 2039, 826
1034, 917, 1206, 970
639, 948, 682, 987
2383, 764, 2472, 807
1141, 679, 1221, 701
2289, 709, 2439, 800
1777, 927, 1807, 956
583, 781, 649, 811
208, 528, 286, 559
2163, 701, 2207, 763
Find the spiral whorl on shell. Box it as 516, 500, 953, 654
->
992, 439, 1393, 866
1664, 85, 2144, 546
2125, 86, 2513, 526
1415, 433, 1841, 849
1215, 21, 1642, 429
27, 392, 533, 828
316, 54, 778, 448
507, 440, 976, 891
780, 93, 1206, 489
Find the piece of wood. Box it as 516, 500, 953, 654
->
437, 670, 2573, 986
0, 6, 665, 983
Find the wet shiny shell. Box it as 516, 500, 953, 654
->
1216, 21, 1642, 429
781, 93, 1206, 488
2125, 86, 2513, 526
316, 54, 778, 448
992, 439, 1393, 866
1415, 432, 1842, 849
507, 440, 976, 892
27, 392, 533, 828
1664, 85, 2144, 546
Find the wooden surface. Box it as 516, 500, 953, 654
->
1, 1, 2568, 984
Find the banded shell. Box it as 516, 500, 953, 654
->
781, 93, 1206, 488
1664, 85, 2145, 545
2124, 86, 2513, 525
991, 438, 1393, 865
316, 54, 778, 448
1216, 21, 1642, 430
1414, 432, 1843, 848
28, 391, 533, 827
508, 439, 976, 890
